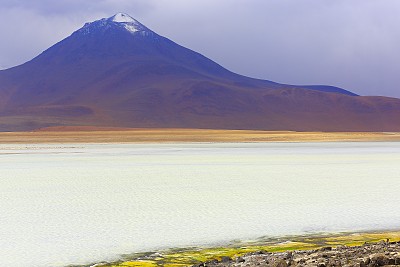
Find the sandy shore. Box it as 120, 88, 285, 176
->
1, 127, 400, 143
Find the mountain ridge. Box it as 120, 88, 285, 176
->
0, 13, 399, 132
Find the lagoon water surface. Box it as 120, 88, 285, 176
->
1, 142, 400, 267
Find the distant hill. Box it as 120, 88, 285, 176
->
0, 13, 399, 131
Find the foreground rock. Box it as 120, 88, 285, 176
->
191, 241, 400, 267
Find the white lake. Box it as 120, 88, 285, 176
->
0, 142, 399, 267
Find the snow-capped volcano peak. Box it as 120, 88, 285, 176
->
108, 13, 146, 34
77, 13, 153, 36
110, 13, 137, 23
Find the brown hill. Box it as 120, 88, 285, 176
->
0, 13, 399, 131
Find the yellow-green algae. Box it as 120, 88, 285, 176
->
75, 230, 400, 267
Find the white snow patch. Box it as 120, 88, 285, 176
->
109, 13, 144, 34
111, 13, 136, 23
124, 24, 139, 33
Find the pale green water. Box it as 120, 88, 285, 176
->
0, 142, 399, 267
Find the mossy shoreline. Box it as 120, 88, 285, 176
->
68, 230, 400, 267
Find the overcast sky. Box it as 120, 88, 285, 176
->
1, 0, 399, 97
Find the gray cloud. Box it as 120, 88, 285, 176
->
0, 0, 399, 97
0, 0, 153, 16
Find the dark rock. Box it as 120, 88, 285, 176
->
370, 253, 389, 266
220, 256, 231, 263
284, 251, 293, 260
395, 256, 400, 265
236, 256, 245, 263
273, 259, 288, 267
204, 259, 219, 266
320, 247, 333, 252
298, 259, 306, 264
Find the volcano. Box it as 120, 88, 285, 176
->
0, 13, 399, 131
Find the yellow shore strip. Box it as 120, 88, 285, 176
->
1, 128, 400, 144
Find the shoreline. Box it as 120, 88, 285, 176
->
1, 128, 400, 144
73, 229, 400, 267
